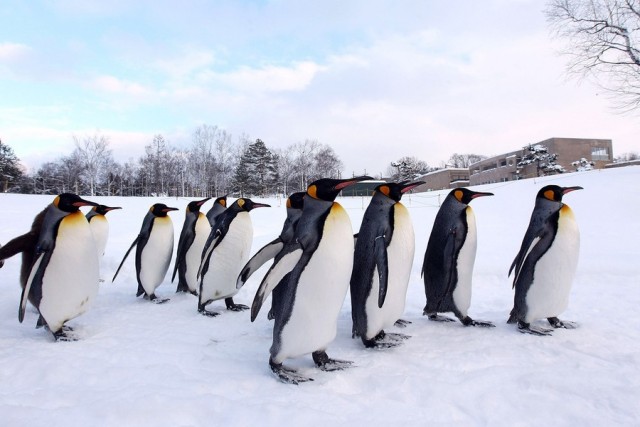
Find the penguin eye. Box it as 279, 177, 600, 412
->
454, 190, 464, 202
238, 199, 245, 208
544, 190, 556, 201
379, 186, 390, 197
307, 185, 318, 199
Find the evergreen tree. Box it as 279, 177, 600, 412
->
232, 139, 278, 196
517, 144, 565, 177
0, 139, 24, 192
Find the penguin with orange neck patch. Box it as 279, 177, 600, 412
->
422, 187, 494, 327
112, 203, 179, 303
251, 176, 371, 384
197, 198, 271, 316
206, 195, 227, 227
0, 193, 100, 340
508, 185, 582, 335
86, 204, 122, 259
350, 181, 424, 348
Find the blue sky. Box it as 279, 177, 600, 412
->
1, 0, 638, 177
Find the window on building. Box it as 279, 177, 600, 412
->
500, 159, 507, 167
592, 147, 609, 161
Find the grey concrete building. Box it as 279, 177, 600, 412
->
469, 137, 613, 185
414, 168, 470, 192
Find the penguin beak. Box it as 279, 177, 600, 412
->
562, 186, 583, 194
471, 191, 494, 199
197, 197, 212, 206
72, 197, 99, 208
251, 203, 271, 209
334, 176, 373, 191
105, 207, 122, 212
163, 207, 180, 213
400, 181, 425, 193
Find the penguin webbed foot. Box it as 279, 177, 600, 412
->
462, 316, 495, 328
394, 318, 412, 328
426, 313, 456, 323
52, 328, 79, 342
198, 307, 220, 317
225, 298, 249, 312
312, 351, 354, 372
363, 330, 410, 349
547, 317, 578, 329
269, 359, 314, 385
517, 321, 553, 336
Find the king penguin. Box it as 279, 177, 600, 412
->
112, 203, 179, 303
86, 204, 122, 259
350, 181, 423, 348
206, 195, 227, 227
198, 198, 270, 316
237, 191, 305, 320
172, 197, 211, 295
422, 187, 495, 327
251, 176, 371, 384
0, 193, 100, 340
507, 185, 583, 335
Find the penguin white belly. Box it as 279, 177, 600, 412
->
278, 203, 353, 360
201, 213, 252, 302
38, 212, 99, 332
185, 215, 211, 292
139, 217, 174, 295
364, 204, 415, 339
452, 206, 476, 317
89, 216, 109, 258
525, 206, 579, 323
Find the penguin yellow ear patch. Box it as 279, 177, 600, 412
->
380, 186, 390, 197
238, 199, 245, 208
286, 198, 292, 208
220, 199, 226, 207
454, 190, 463, 202
308, 185, 318, 199
544, 190, 555, 201
53, 196, 61, 207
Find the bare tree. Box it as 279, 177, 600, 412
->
73, 133, 112, 196
389, 156, 431, 181
447, 153, 488, 168
546, 0, 640, 111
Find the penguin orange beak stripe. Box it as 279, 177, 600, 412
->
471, 191, 494, 199
334, 176, 373, 191
252, 203, 271, 208
401, 181, 425, 193
72, 198, 99, 207
562, 186, 583, 194
162, 207, 180, 212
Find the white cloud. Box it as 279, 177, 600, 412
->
0, 42, 31, 60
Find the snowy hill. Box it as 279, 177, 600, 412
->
1, 166, 639, 426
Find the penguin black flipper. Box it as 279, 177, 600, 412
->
508, 216, 558, 324
19, 249, 52, 323
426, 226, 463, 313
172, 219, 197, 283
373, 235, 389, 308
236, 237, 284, 290
250, 243, 303, 322
0, 232, 37, 262
112, 236, 139, 282
197, 230, 221, 281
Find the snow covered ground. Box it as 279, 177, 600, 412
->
0, 166, 638, 426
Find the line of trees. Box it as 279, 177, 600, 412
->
5, 125, 343, 198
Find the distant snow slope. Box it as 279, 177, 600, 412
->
1, 167, 638, 426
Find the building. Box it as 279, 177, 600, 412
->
469, 137, 613, 185
414, 168, 470, 192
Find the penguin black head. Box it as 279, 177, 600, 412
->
94, 205, 122, 215
233, 198, 271, 212
307, 176, 373, 201
537, 185, 583, 202
450, 187, 494, 205
187, 197, 211, 213
54, 193, 99, 212
286, 192, 306, 209
150, 203, 179, 217
213, 195, 228, 208
376, 181, 425, 202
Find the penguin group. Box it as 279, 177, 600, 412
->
0, 179, 583, 384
